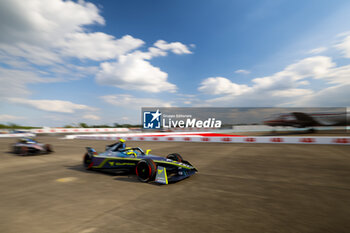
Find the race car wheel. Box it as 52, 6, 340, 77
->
20, 146, 28, 156
13, 146, 20, 154
44, 144, 53, 153
83, 153, 93, 170
167, 153, 183, 162
136, 159, 157, 182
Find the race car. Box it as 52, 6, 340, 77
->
83, 139, 197, 184
12, 137, 53, 155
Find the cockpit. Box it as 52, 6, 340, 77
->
103, 139, 151, 158
19, 137, 37, 144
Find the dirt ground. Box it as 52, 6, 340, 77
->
0, 136, 349, 233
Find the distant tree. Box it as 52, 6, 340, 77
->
91, 124, 110, 128
8, 123, 19, 129
0, 123, 39, 129
79, 123, 89, 128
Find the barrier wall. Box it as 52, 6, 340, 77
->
0, 133, 36, 138
32, 128, 130, 134
66, 133, 350, 145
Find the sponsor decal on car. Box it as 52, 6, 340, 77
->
108, 161, 135, 166
155, 166, 168, 184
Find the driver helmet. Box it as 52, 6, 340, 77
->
119, 139, 126, 149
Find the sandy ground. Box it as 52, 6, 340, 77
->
0, 136, 349, 233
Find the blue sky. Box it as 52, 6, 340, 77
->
1, 0, 350, 126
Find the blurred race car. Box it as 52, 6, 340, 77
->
12, 137, 53, 155
83, 139, 197, 184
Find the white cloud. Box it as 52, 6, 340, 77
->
234, 69, 251, 74
0, 0, 193, 101
199, 56, 334, 100
96, 40, 192, 93
271, 88, 314, 97
97, 54, 178, 93
58, 34, 144, 61
0, 43, 63, 65
100, 94, 172, 109
0, 114, 24, 122
82, 114, 100, 120
0, 0, 104, 44
287, 84, 350, 107
8, 98, 96, 113
250, 56, 334, 93
0, 0, 192, 102
199, 55, 350, 107
285, 56, 334, 78
153, 40, 192, 55
198, 77, 251, 95
0, 0, 121, 99
298, 80, 310, 85
316, 64, 350, 85
47, 63, 99, 80
308, 47, 327, 54
0, 0, 106, 62
0, 0, 144, 65
335, 35, 350, 58
0, 67, 58, 99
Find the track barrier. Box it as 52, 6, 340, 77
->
65, 133, 350, 145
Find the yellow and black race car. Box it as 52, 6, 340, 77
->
83, 139, 197, 184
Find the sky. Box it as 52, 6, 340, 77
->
1, 0, 350, 126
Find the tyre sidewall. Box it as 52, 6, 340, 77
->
83, 153, 93, 169
136, 159, 157, 182
167, 153, 183, 162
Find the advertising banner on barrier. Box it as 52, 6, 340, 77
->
68, 133, 350, 145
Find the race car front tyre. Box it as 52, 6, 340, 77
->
167, 153, 183, 162
136, 159, 157, 182
44, 144, 53, 153
83, 153, 93, 170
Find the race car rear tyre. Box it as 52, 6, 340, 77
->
13, 146, 20, 154
83, 153, 93, 170
167, 153, 183, 162
136, 159, 157, 182
20, 146, 28, 156
44, 144, 53, 153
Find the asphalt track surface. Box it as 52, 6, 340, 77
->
0, 137, 349, 233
